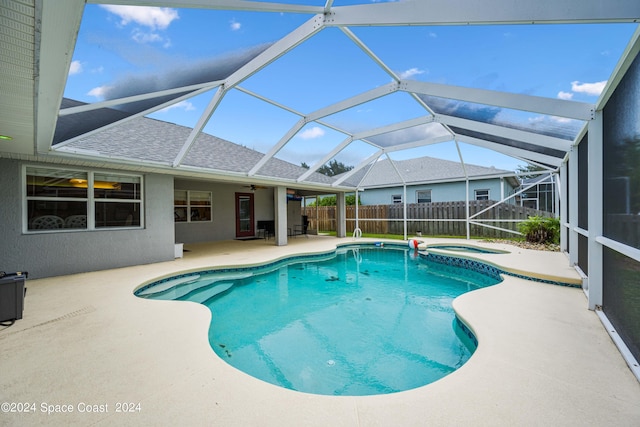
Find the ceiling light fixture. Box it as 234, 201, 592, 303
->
0, 135, 13, 141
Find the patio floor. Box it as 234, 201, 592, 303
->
1, 236, 639, 426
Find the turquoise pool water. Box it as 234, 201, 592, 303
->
136, 245, 501, 396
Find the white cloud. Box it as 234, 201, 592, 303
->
399, 67, 426, 79
158, 101, 196, 113
68, 60, 82, 75
132, 29, 162, 44
528, 114, 575, 128
571, 80, 607, 96
87, 86, 111, 99
230, 20, 241, 31
298, 127, 325, 139
557, 91, 573, 100
100, 5, 179, 30
552, 116, 572, 124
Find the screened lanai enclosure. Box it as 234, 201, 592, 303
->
1, 0, 640, 381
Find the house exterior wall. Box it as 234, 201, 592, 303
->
359, 179, 512, 205
174, 179, 275, 243
0, 159, 175, 279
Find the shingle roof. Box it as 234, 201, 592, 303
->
339, 156, 514, 188
63, 103, 334, 185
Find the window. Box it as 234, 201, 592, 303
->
25, 166, 143, 231
392, 194, 402, 204
94, 173, 142, 228
174, 190, 212, 222
416, 190, 432, 203
474, 189, 490, 201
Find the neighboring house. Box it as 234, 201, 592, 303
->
339, 156, 520, 205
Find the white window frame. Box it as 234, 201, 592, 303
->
474, 189, 490, 201
23, 165, 144, 233
416, 190, 432, 203
174, 190, 213, 223
392, 194, 402, 204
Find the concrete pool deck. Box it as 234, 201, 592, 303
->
1, 236, 639, 426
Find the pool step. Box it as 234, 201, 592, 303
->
180, 281, 235, 303
169, 272, 252, 300
137, 275, 201, 297
139, 272, 252, 300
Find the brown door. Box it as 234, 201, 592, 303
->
235, 192, 254, 238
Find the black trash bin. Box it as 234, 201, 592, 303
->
0, 272, 27, 322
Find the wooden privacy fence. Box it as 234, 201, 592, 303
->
303, 201, 551, 239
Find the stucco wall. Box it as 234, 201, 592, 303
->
0, 159, 175, 279
359, 179, 513, 205
174, 179, 275, 243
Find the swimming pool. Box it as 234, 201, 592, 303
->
136, 244, 502, 396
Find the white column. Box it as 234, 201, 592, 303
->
568, 146, 579, 266
274, 186, 288, 246
403, 184, 407, 239
559, 163, 568, 253
587, 111, 604, 310
355, 190, 359, 231
336, 192, 346, 238
465, 178, 470, 240
553, 173, 560, 217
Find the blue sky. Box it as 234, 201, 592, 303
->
64, 3, 638, 172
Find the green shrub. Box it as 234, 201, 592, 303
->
518, 216, 560, 244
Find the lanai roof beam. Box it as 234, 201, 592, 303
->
58, 81, 224, 117
88, 0, 324, 14
326, 0, 640, 26
457, 135, 563, 167
402, 80, 595, 121
436, 115, 574, 153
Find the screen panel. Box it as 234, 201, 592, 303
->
603, 51, 640, 249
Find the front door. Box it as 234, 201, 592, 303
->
235, 192, 254, 238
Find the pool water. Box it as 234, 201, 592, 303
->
137, 245, 501, 396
